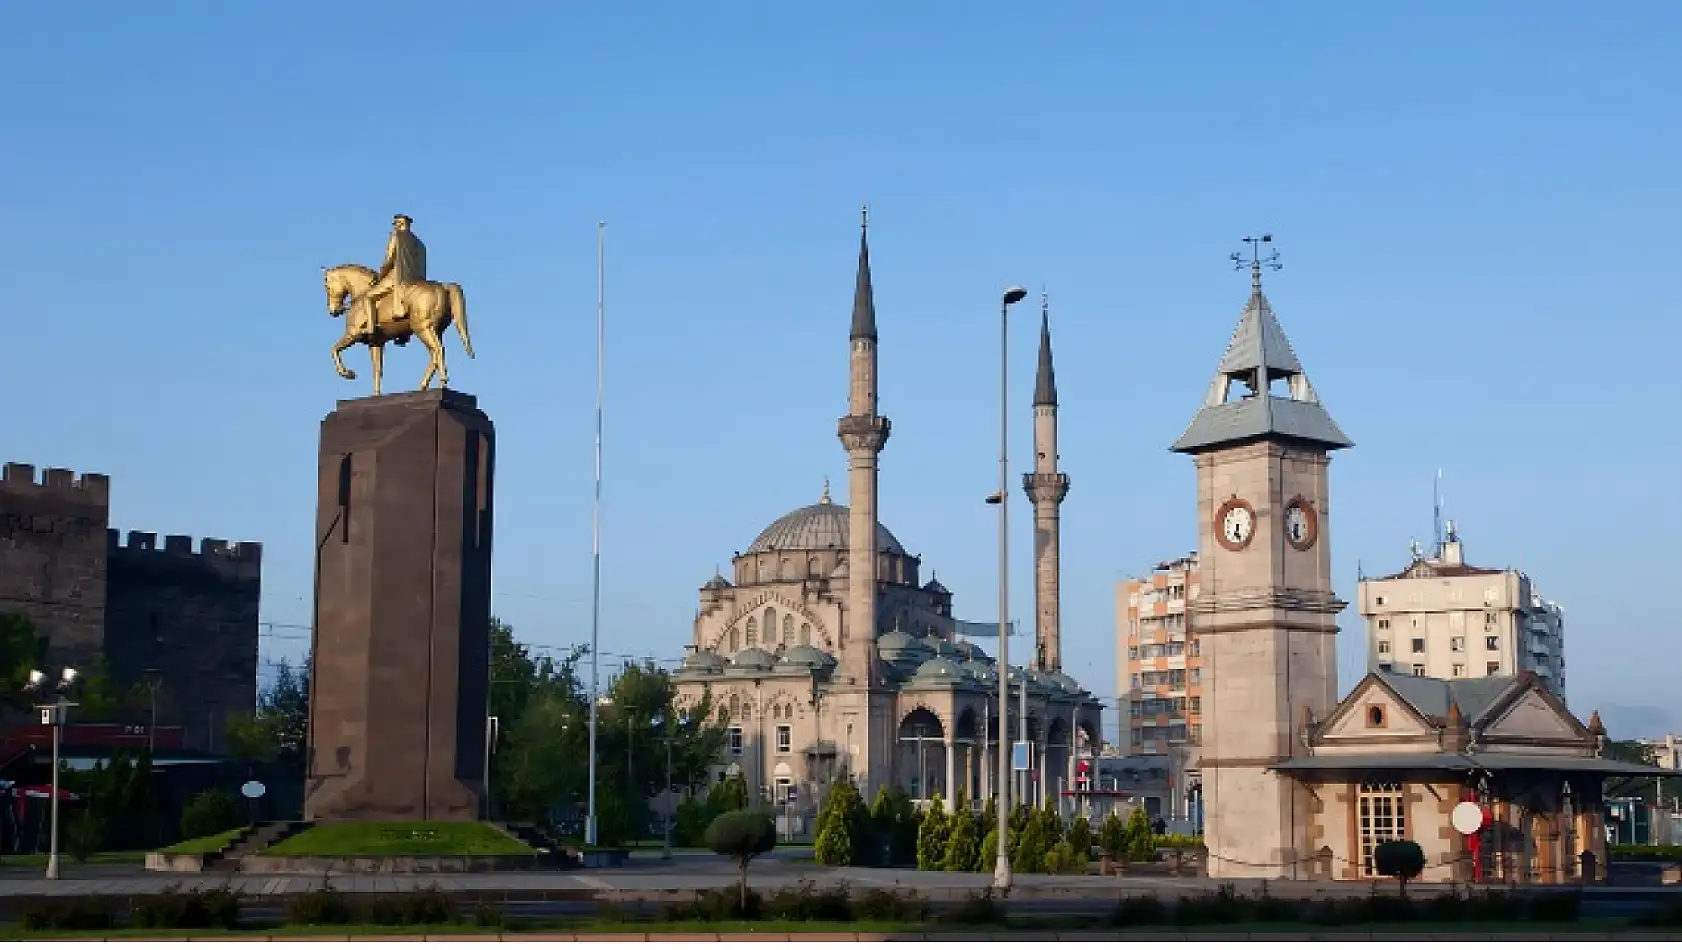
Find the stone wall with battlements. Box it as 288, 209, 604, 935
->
0, 463, 112, 667
0, 460, 262, 753
106, 529, 262, 753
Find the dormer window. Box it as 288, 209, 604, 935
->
1366, 705, 1386, 728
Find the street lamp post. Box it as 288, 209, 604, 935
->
660, 730, 675, 861
25, 667, 79, 881
988, 284, 1028, 890
143, 668, 161, 757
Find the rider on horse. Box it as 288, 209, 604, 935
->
356, 213, 428, 338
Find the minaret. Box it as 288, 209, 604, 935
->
836, 207, 892, 792
1171, 236, 1352, 879
1023, 294, 1070, 671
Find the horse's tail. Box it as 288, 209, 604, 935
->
448, 283, 475, 359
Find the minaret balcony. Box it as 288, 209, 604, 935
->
1021, 472, 1070, 504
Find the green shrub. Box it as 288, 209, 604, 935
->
978, 827, 999, 874
855, 887, 924, 922
1612, 844, 1682, 861
1110, 894, 1168, 926
285, 884, 352, 926
130, 885, 240, 929
814, 777, 864, 866
21, 898, 116, 931
705, 808, 777, 911
179, 787, 245, 842
661, 888, 762, 921
1043, 840, 1087, 875
765, 879, 852, 921
364, 885, 455, 926
938, 888, 1004, 926
472, 900, 505, 929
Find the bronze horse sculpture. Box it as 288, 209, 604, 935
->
322, 264, 475, 395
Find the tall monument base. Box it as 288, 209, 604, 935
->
304, 389, 495, 822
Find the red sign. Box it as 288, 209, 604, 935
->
2, 723, 185, 758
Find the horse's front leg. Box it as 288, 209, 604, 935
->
331, 335, 357, 380
370, 342, 385, 396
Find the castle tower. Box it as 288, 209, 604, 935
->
1023, 296, 1070, 671
1170, 240, 1352, 878
835, 208, 894, 794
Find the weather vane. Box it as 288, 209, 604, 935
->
1229, 233, 1282, 292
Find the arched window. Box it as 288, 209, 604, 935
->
800, 623, 811, 646
782, 615, 794, 645
764, 608, 777, 643
728, 629, 740, 653
745, 618, 757, 647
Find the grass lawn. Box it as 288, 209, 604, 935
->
160, 828, 245, 855
0, 850, 148, 867
263, 821, 533, 856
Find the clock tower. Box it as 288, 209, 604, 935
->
1170, 239, 1353, 879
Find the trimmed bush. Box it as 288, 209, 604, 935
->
1373, 840, 1425, 897
179, 787, 245, 842
705, 808, 777, 911
130, 885, 240, 929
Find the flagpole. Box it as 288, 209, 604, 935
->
585, 222, 605, 845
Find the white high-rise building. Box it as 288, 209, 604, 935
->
1357, 523, 1567, 703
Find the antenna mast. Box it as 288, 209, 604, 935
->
1433, 468, 1444, 556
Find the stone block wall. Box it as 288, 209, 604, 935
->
0, 463, 111, 668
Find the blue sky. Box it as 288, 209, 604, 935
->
3, 3, 1678, 739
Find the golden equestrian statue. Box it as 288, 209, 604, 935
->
321, 214, 475, 395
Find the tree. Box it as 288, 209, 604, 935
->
815, 775, 865, 865
0, 613, 42, 712
1067, 815, 1092, 859
1373, 839, 1425, 897
1123, 807, 1156, 862
180, 787, 245, 841
974, 797, 998, 872
1098, 811, 1127, 872
979, 826, 999, 873
915, 793, 950, 870
942, 792, 979, 872
1605, 738, 1664, 805
706, 808, 777, 911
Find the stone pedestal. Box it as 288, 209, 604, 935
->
304, 389, 494, 822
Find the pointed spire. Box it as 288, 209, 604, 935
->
1171, 237, 1353, 454
1588, 709, 1606, 736
1033, 291, 1058, 407
850, 204, 877, 341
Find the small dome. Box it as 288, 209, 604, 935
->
923, 578, 950, 595
685, 650, 726, 671
963, 659, 995, 681
744, 499, 908, 557
955, 640, 990, 662
1050, 671, 1082, 693
876, 630, 919, 654
914, 657, 966, 682
731, 648, 777, 670
777, 645, 834, 669
702, 573, 732, 591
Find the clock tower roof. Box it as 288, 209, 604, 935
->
1171, 267, 1353, 454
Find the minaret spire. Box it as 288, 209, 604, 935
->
1033, 291, 1058, 407
850, 204, 877, 342
1024, 290, 1070, 671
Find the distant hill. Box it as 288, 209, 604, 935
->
1598, 702, 1681, 741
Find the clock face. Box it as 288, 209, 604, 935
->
1215, 498, 1256, 551
1284, 498, 1319, 551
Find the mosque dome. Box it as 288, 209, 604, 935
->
913, 657, 967, 682
684, 650, 726, 672
963, 659, 996, 681
777, 645, 835, 670
730, 648, 777, 671
744, 492, 907, 557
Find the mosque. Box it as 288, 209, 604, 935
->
672, 217, 1101, 823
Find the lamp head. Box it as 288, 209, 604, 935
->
26, 669, 45, 691
1002, 286, 1029, 306
60, 667, 78, 688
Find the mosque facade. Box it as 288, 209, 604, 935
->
673, 217, 1100, 823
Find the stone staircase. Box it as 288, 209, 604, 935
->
203, 820, 314, 869
495, 821, 565, 854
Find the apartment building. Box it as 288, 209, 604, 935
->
1115, 553, 1203, 755
1357, 523, 1567, 702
